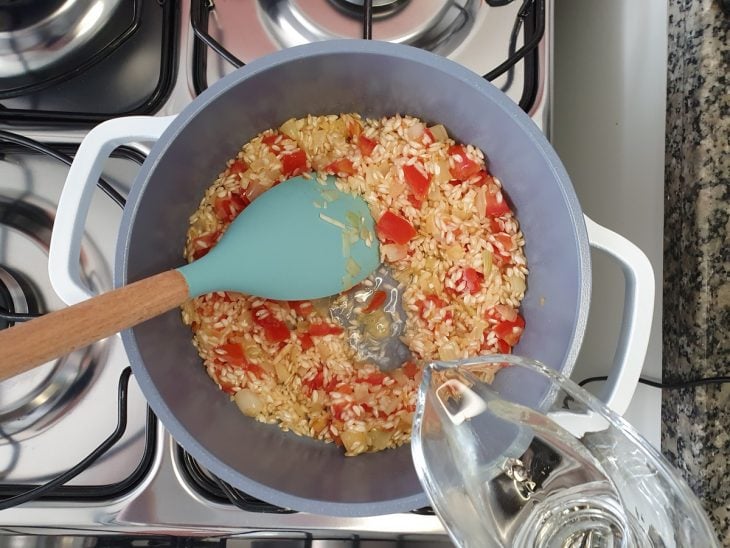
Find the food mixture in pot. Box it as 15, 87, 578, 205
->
181, 114, 527, 456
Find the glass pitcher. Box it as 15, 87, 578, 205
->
411, 355, 719, 548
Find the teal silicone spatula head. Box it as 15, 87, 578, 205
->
177, 175, 381, 300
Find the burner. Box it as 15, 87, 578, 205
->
203, 0, 479, 64
0, 265, 39, 330
328, 0, 410, 19
0, 140, 153, 500
0, 1, 67, 32
0, 193, 106, 437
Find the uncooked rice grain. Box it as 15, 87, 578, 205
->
181, 114, 528, 456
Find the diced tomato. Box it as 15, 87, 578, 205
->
489, 217, 503, 234
218, 343, 245, 362
346, 118, 362, 138
494, 315, 525, 346
246, 363, 266, 378
218, 379, 237, 395
308, 323, 344, 336
448, 144, 482, 181
363, 290, 387, 313
447, 178, 463, 186
406, 194, 422, 209
403, 361, 419, 379
493, 232, 514, 252
363, 371, 387, 385
216, 344, 265, 378
357, 135, 377, 156
462, 267, 484, 295
298, 333, 314, 350
190, 230, 221, 260
472, 170, 494, 187
213, 190, 250, 222
304, 370, 337, 393
213, 197, 230, 221
281, 149, 308, 177
228, 159, 248, 175
376, 210, 417, 245
304, 370, 324, 391
485, 186, 511, 217
423, 127, 435, 144
416, 294, 448, 320
325, 158, 356, 176
335, 384, 353, 395
262, 133, 282, 152
289, 300, 314, 317
251, 306, 290, 343
331, 401, 349, 420
402, 164, 431, 203
495, 338, 512, 354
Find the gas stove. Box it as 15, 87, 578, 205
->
0, 0, 551, 543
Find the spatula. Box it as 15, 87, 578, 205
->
0, 175, 380, 381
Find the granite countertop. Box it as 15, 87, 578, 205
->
662, 0, 729, 543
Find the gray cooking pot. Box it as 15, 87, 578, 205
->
51, 40, 599, 516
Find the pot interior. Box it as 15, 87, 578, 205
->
119, 41, 589, 516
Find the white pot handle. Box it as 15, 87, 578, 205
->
583, 215, 655, 416
49, 118, 654, 419
49, 115, 176, 305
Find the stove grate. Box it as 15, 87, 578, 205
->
189, 0, 544, 112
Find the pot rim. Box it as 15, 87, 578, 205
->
116, 39, 591, 516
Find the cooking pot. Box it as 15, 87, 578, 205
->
48, 40, 654, 516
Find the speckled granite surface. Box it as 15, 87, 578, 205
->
662, 0, 729, 542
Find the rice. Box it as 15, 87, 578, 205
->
181, 114, 528, 456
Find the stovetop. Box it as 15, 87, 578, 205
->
0, 0, 551, 541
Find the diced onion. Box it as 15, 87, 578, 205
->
234, 389, 263, 417
495, 304, 518, 321
275, 360, 292, 383
482, 250, 493, 277
429, 124, 449, 142
346, 257, 361, 277
475, 187, 487, 219
353, 383, 369, 401
362, 309, 390, 339
382, 243, 408, 262
446, 244, 464, 261
341, 430, 368, 455
438, 342, 459, 361
406, 123, 425, 140
368, 429, 392, 451
435, 159, 451, 185
245, 179, 268, 201
279, 118, 299, 140
244, 344, 264, 362
509, 275, 526, 294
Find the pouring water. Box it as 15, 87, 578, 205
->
411, 355, 719, 547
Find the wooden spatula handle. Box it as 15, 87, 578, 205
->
0, 270, 189, 382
